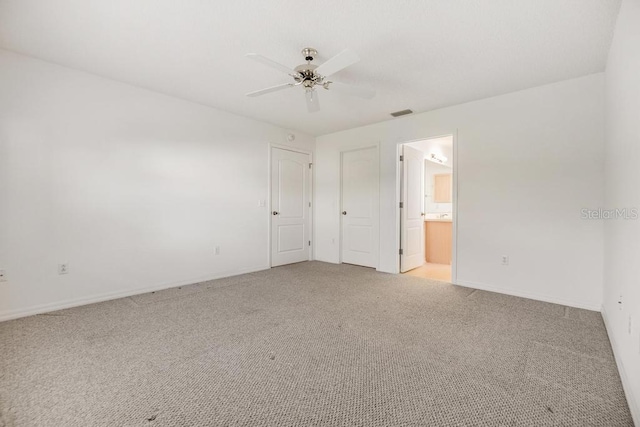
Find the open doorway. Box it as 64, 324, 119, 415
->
399, 136, 454, 282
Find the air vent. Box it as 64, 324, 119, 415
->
390, 109, 413, 117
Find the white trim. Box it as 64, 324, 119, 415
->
456, 279, 601, 311
396, 133, 457, 280
394, 143, 403, 274
269, 143, 313, 156
451, 130, 459, 284
601, 305, 640, 426
0, 265, 269, 322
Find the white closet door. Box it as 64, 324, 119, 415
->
271, 148, 310, 267
341, 147, 379, 268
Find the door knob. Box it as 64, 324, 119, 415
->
421, 212, 425, 216
272, 211, 279, 215
342, 211, 347, 215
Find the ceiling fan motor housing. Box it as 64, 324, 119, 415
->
294, 64, 322, 88
295, 48, 324, 89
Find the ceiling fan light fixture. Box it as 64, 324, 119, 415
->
305, 89, 320, 113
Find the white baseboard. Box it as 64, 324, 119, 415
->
601, 305, 640, 427
313, 256, 339, 264
455, 279, 601, 311
0, 265, 270, 322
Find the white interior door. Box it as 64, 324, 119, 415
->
400, 145, 425, 272
271, 148, 310, 267
341, 147, 379, 268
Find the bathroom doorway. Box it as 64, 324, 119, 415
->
399, 135, 455, 282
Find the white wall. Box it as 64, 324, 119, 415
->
0, 50, 314, 321
315, 73, 605, 310
602, 0, 640, 423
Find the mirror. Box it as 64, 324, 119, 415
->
433, 173, 452, 203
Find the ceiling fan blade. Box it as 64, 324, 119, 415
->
315, 49, 360, 77
246, 83, 294, 97
306, 90, 320, 113
246, 53, 296, 75
325, 81, 376, 99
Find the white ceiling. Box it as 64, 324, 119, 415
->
0, 0, 621, 136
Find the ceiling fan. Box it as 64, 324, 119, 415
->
245, 48, 376, 113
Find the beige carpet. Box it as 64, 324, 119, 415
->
0, 262, 633, 426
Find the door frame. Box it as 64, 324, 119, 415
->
397, 133, 458, 283
339, 145, 380, 269
268, 143, 313, 268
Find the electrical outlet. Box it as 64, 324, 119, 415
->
258, 200, 266, 207
58, 263, 69, 275
501, 256, 509, 266
214, 246, 221, 256
0, 269, 6, 282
